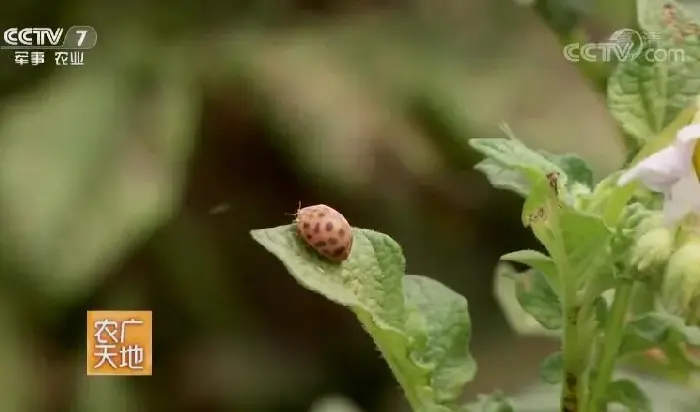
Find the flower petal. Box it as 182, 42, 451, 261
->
618, 145, 685, 191
676, 124, 700, 144
662, 172, 700, 226
674, 124, 700, 172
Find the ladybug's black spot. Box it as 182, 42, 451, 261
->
313, 222, 320, 233
318, 212, 326, 218
328, 237, 338, 246
303, 222, 310, 229
338, 229, 345, 237
332, 246, 346, 257
306, 234, 312, 240
325, 222, 334, 231
314, 241, 327, 248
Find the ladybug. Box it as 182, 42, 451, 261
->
295, 204, 353, 262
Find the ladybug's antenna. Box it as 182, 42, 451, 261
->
284, 201, 302, 217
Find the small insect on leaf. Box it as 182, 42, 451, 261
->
546, 171, 560, 195
295, 204, 354, 262
546, 171, 564, 209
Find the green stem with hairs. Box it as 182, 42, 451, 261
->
586, 276, 634, 412
560, 291, 589, 411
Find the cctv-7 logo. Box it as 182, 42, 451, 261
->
76, 30, 87, 47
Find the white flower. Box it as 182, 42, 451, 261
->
618, 124, 700, 226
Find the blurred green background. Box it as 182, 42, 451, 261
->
0, 0, 678, 411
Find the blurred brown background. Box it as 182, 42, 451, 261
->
0, 0, 654, 411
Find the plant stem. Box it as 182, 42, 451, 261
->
546, 205, 589, 411
586, 277, 634, 412
354, 310, 425, 411
560, 301, 585, 412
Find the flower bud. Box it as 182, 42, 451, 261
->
611, 205, 672, 273
631, 225, 675, 272
610, 203, 655, 256
661, 236, 700, 325
620, 203, 656, 234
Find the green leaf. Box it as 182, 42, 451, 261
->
590, 172, 631, 227
522, 173, 613, 290
541, 152, 594, 188
606, 379, 652, 412
251, 225, 476, 410
501, 268, 562, 330
521, 170, 561, 227
607, 48, 664, 142
607, 0, 700, 144
620, 312, 700, 353
464, 391, 514, 412
470, 135, 595, 210
619, 312, 700, 374
473, 158, 530, 197
403, 274, 477, 403
539, 352, 563, 384
252, 225, 398, 313
500, 249, 560, 296
493, 263, 559, 337
469, 137, 564, 198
